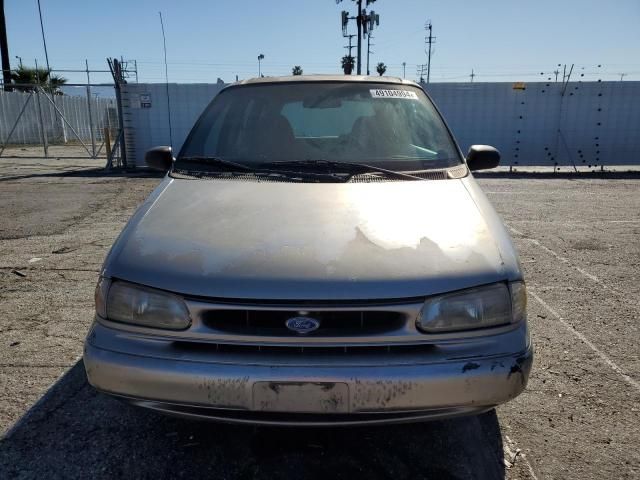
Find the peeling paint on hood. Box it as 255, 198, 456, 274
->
105, 176, 520, 300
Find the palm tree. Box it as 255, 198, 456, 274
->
10, 66, 66, 94
10, 66, 46, 91
376, 62, 387, 76
292, 66, 303, 76
47, 74, 67, 95
341, 55, 355, 75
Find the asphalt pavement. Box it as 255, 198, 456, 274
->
0, 156, 638, 479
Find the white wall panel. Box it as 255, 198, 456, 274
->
122, 81, 640, 168
425, 81, 640, 167
121, 83, 225, 167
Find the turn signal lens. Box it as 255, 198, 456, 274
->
509, 281, 527, 323
94, 277, 110, 318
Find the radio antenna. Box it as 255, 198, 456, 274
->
159, 11, 173, 149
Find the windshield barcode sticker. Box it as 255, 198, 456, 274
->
370, 89, 418, 99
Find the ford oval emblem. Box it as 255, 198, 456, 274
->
285, 316, 320, 334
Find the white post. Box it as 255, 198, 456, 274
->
85, 59, 96, 158
34, 59, 48, 157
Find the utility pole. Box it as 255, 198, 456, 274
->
424, 21, 435, 84
356, 0, 362, 74
553, 69, 560, 82
366, 32, 374, 75
337, 1, 379, 76
0, 0, 12, 90
417, 64, 426, 84
619, 73, 627, 81
470, 69, 475, 83
344, 34, 356, 59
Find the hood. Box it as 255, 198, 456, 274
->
105, 176, 520, 300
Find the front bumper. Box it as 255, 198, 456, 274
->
84, 321, 532, 426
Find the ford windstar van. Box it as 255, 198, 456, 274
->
84, 76, 532, 426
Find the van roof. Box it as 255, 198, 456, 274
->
232, 74, 421, 88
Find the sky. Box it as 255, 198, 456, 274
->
5, 0, 640, 85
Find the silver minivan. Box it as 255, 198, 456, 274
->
84, 76, 532, 426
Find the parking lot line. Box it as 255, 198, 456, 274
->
509, 219, 640, 225
507, 225, 623, 295
529, 290, 640, 393
504, 435, 540, 480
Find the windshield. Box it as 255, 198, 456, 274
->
177, 82, 462, 171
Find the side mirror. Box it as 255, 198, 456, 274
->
466, 145, 500, 171
145, 146, 174, 172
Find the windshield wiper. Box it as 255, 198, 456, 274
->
176, 156, 344, 182
177, 156, 254, 171
260, 160, 425, 181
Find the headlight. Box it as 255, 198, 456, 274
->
103, 281, 191, 330
417, 282, 525, 333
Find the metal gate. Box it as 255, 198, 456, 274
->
0, 64, 124, 166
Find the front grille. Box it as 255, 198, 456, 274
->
201, 309, 405, 337
182, 298, 425, 349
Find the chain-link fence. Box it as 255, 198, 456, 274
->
0, 82, 118, 161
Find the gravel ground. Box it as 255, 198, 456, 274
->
0, 157, 638, 479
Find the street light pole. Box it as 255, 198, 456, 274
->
15, 55, 22, 68
402, 62, 406, 79
258, 53, 264, 77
